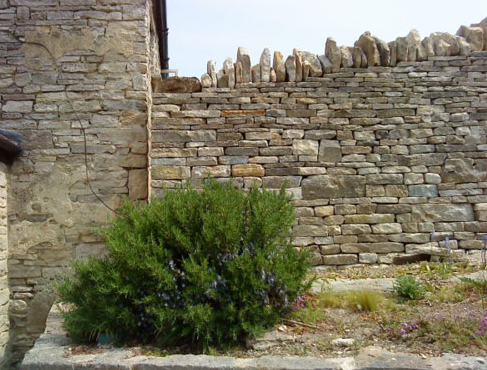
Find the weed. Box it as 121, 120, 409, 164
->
393, 275, 425, 301
414, 316, 486, 353
345, 290, 383, 312
460, 276, 487, 309
291, 295, 327, 324
316, 290, 343, 309
429, 284, 465, 303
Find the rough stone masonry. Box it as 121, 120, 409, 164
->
151, 52, 487, 268
0, 0, 487, 366
0, 0, 160, 366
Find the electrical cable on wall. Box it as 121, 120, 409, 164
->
21, 41, 122, 216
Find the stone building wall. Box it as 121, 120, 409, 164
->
0, 0, 156, 365
151, 55, 487, 267
0, 164, 8, 361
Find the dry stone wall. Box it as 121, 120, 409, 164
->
202, 20, 487, 88
151, 54, 487, 267
0, 0, 156, 365
0, 164, 8, 361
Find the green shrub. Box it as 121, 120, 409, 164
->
57, 181, 311, 350
393, 275, 425, 301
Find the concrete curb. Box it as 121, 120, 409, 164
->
19, 306, 487, 370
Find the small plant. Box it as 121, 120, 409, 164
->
393, 275, 425, 301
290, 294, 326, 324
413, 315, 486, 352
430, 284, 465, 303
477, 311, 487, 336
441, 236, 453, 264
345, 290, 383, 312
481, 235, 487, 268
57, 181, 311, 350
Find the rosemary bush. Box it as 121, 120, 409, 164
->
57, 181, 311, 350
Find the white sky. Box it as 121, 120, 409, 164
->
167, 0, 487, 78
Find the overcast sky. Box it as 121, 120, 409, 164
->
166, 0, 487, 78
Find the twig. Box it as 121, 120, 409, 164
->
283, 319, 320, 330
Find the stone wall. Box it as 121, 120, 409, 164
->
0, 0, 156, 365
151, 55, 487, 267
0, 164, 8, 361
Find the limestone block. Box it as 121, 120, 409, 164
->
355, 32, 380, 67
302, 61, 311, 79
273, 51, 286, 82
201, 73, 212, 88
366, 174, 403, 185
26, 292, 55, 334
292, 140, 319, 156
422, 36, 435, 57
294, 49, 303, 82
374, 36, 390, 66
232, 164, 265, 177
412, 204, 474, 222
389, 233, 430, 243
321, 245, 341, 255
223, 58, 236, 88
471, 16, 487, 50
251, 64, 261, 83
270, 69, 277, 82
152, 165, 190, 180
341, 243, 404, 253
260, 48, 271, 82
284, 56, 296, 82
319, 140, 342, 162
216, 69, 228, 88
344, 214, 394, 224
152, 77, 201, 93
342, 224, 372, 235
408, 185, 438, 197
403, 173, 423, 185
442, 158, 486, 183
128, 169, 147, 200
322, 254, 358, 265
235, 62, 244, 84
2, 100, 33, 113
263, 176, 301, 189
456, 36, 472, 55
301, 51, 322, 77
371, 223, 402, 234
325, 37, 341, 72
385, 185, 408, 198
302, 175, 365, 199
457, 25, 484, 52
207, 60, 217, 87
349, 46, 363, 68
315, 206, 334, 217
237, 47, 252, 83
388, 41, 397, 66
359, 253, 378, 264
317, 54, 333, 74
192, 166, 231, 178
431, 32, 460, 56
293, 225, 328, 237
425, 173, 441, 184
340, 47, 353, 68
395, 36, 408, 62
